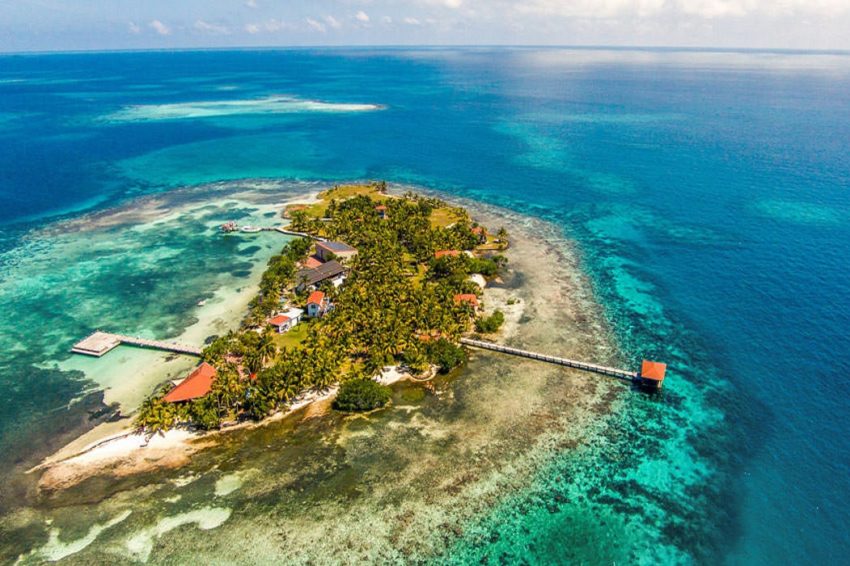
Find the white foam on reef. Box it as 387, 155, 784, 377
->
105, 95, 383, 122
124, 507, 231, 563
214, 473, 243, 497
22, 510, 132, 562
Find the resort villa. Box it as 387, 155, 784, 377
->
269, 307, 304, 334
163, 362, 218, 403
295, 260, 346, 292
306, 291, 330, 318
315, 240, 357, 262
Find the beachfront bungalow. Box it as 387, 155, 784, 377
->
306, 290, 330, 318
164, 362, 217, 403
315, 240, 358, 262
435, 250, 462, 259
295, 260, 346, 292
269, 307, 304, 334
453, 293, 480, 310
639, 360, 667, 390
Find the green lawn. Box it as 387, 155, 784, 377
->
429, 207, 465, 228
272, 321, 310, 355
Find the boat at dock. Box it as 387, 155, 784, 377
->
240, 225, 262, 233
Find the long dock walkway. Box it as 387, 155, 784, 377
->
72, 331, 202, 358
460, 338, 638, 382
274, 227, 326, 241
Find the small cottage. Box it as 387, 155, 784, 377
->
375, 204, 388, 219
269, 307, 304, 333
306, 290, 330, 318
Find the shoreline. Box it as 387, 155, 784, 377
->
32, 182, 623, 496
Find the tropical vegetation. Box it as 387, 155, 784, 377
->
135, 183, 505, 433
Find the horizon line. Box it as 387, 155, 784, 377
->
2, 44, 850, 57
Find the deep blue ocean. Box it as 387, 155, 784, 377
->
1, 48, 849, 563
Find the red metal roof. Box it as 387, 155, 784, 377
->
641, 360, 667, 381
435, 250, 461, 259
269, 315, 291, 326
375, 204, 388, 211
307, 291, 325, 305
454, 293, 479, 307
164, 362, 217, 403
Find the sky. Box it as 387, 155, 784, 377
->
1, 0, 850, 53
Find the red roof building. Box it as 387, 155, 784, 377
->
307, 290, 325, 305
435, 250, 462, 259
303, 256, 323, 269
269, 314, 291, 326
640, 360, 667, 390
453, 293, 479, 308
164, 362, 217, 403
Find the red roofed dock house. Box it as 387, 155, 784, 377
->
639, 360, 667, 390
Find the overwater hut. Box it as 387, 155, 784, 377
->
639, 360, 667, 390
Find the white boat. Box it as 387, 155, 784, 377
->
240, 225, 262, 233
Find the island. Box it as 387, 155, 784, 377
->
134, 183, 509, 433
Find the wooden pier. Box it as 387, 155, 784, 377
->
460, 338, 644, 384
72, 331, 202, 358
274, 227, 326, 241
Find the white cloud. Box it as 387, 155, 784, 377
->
245, 23, 261, 34
128, 22, 141, 35
148, 20, 171, 36
355, 11, 370, 23
306, 18, 327, 33
194, 20, 231, 35
245, 0, 257, 7
403, 17, 422, 25
324, 15, 342, 29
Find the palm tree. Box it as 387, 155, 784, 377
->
258, 330, 277, 364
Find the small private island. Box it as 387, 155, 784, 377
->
133, 183, 515, 433
72, 182, 665, 438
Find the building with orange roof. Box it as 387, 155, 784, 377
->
306, 290, 330, 318
375, 204, 388, 219
453, 293, 479, 309
269, 307, 304, 333
471, 226, 487, 243
164, 362, 217, 403
639, 360, 667, 390
435, 250, 462, 259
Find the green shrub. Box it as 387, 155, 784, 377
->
475, 310, 505, 333
333, 379, 392, 412
425, 339, 467, 374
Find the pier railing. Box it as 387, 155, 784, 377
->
460, 338, 637, 382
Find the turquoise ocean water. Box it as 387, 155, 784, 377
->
1, 48, 849, 563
